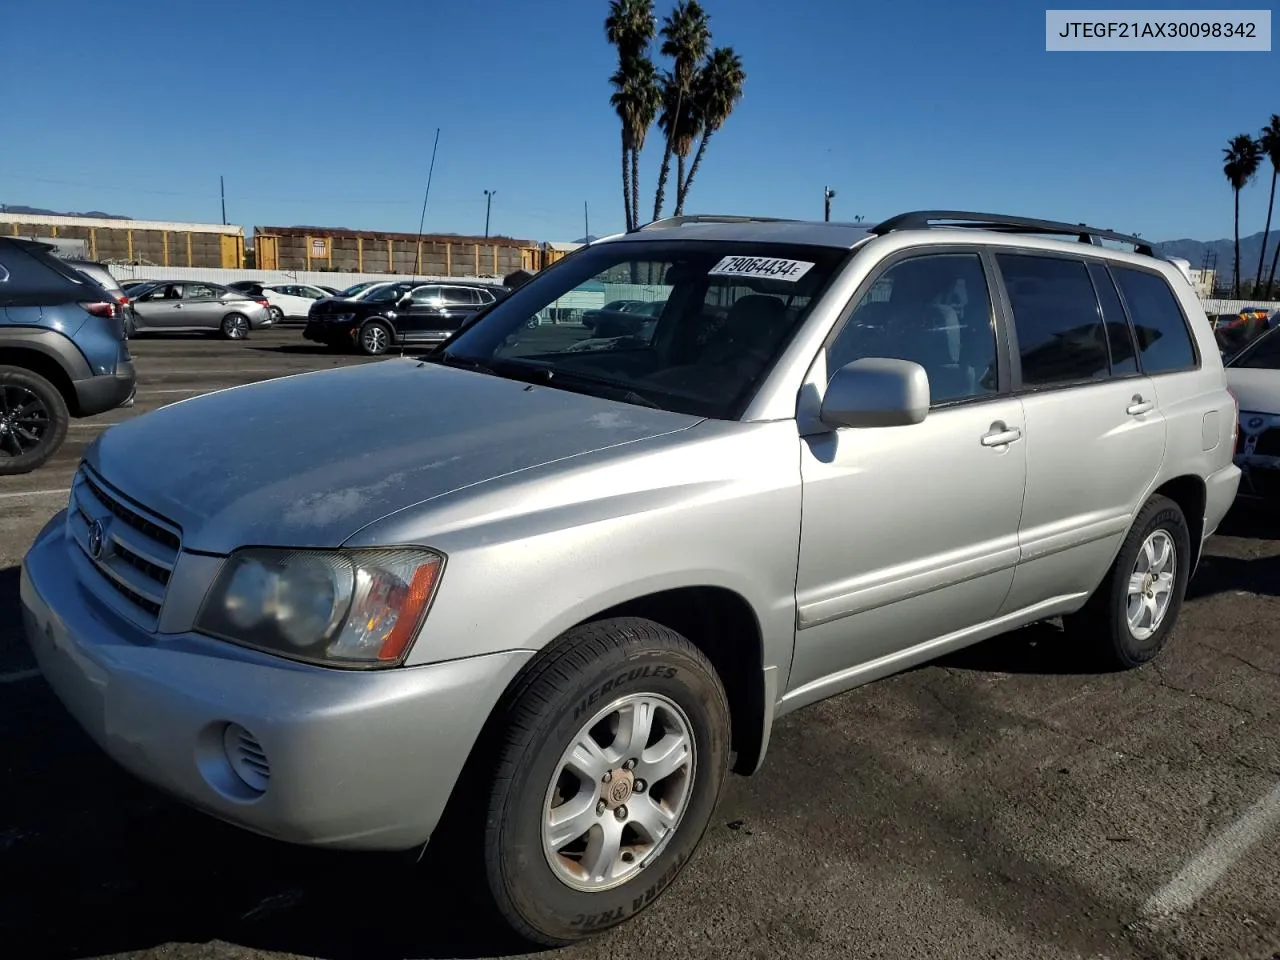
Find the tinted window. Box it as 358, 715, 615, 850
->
443, 287, 476, 305
1232, 329, 1280, 369
0, 243, 87, 301
1111, 267, 1197, 374
997, 254, 1108, 387
828, 253, 998, 404
1087, 262, 1138, 376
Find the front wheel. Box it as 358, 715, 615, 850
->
358, 320, 392, 356
483, 617, 730, 945
1063, 494, 1191, 669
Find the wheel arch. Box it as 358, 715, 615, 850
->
1151, 474, 1207, 573
0, 335, 84, 415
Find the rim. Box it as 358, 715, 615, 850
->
363, 325, 388, 353
269, 307, 283, 321
541, 692, 696, 893
224, 315, 249, 338
1126, 529, 1177, 640
0, 385, 51, 459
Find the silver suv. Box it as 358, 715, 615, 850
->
21, 211, 1241, 944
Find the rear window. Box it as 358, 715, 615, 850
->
1111, 267, 1198, 374
0, 242, 93, 304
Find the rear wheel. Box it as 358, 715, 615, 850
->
481, 617, 731, 945
268, 306, 284, 323
221, 313, 250, 340
1063, 494, 1191, 669
0, 366, 69, 476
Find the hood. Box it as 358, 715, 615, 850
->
1227, 367, 1280, 415
84, 358, 700, 554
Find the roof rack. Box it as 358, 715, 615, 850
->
634, 214, 799, 233
869, 210, 1155, 257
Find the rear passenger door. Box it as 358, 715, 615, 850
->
994, 252, 1167, 615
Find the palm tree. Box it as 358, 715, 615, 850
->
609, 58, 661, 231
652, 0, 709, 221
605, 0, 657, 231
1223, 134, 1262, 298
658, 72, 702, 217
674, 47, 745, 215
1258, 115, 1280, 299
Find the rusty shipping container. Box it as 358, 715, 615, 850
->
0, 213, 245, 269
252, 225, 551, 277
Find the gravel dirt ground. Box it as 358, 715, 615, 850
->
1, 329, 1276, 960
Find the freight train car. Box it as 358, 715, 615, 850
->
0, 213, 245, 269
252, 225, 549, 277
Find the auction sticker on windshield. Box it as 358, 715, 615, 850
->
708, 256, 815, 281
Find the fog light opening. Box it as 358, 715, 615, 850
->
223, 722, 271, 794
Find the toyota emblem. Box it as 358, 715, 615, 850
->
87, 519, 106, 559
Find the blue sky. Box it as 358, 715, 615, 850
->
1, 0, 1275, 243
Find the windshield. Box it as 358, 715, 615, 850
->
341, 282, 378, 298
364, 283, 410, 303
439, 240, 847, 419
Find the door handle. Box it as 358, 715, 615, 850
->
981, 423, 1022, 447
1127, 395, 1155, 416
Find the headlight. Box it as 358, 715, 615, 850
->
195, 548, 444, 667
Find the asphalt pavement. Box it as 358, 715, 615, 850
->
1, 328, 1277, 960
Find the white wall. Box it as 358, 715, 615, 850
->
102, 264, 497, 287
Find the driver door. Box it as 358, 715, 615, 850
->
132, 283, 186, 329
787, 249, 1028, 702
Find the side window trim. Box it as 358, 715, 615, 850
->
1085, 261, 1143, 382
819, 244, 1014, 407
1108, 262, 1203, 376
991, 248, 1116, 396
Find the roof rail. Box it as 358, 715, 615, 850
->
634, 214, 799, 233
869, 210, 1155, 257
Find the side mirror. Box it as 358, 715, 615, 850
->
819, 357, 930, 429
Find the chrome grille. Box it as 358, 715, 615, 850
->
67, 465, 182, 628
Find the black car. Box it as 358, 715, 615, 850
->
303, 281, 507, 355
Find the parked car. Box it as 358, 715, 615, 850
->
128, 281, 273, 339
1225, 324, 1280, 504
61, 259, 138, 336
315, 284, 344, 297
303, 280, 503, 354
580, 298, 668, 336
0, 238, 135, 474
21, 210, 1241, 945
227, 281, 333, 323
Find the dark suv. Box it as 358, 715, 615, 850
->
303, 281, 507, 355
0, 238, 137, 475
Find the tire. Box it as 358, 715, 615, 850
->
358, 320, 392, 356
221, 313, 250, 340
483, 617, 730, 946
268, 306, 284, 323
1063, 494, 1191, 670
0, 366, 70, 476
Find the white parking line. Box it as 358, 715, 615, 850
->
1141, 781, 1280, 920
0, 487, 70, 501
0, 668, 41, 685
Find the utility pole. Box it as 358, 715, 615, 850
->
823, 186, 836, 222
220, 176, 227, 225
483, 189, 496, 238
584, 201, 590, 241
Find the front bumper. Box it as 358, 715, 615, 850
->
21, 513, 532, 851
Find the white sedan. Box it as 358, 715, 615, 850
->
259, 283, 334, 322
1226, 325, 1280, 505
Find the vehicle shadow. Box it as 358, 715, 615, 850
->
0, 563, 533, 960
1186, 551, 1280, 601
933, 620, 1114, 676
1212, 501, 1280, 541
246, 343, 344, 356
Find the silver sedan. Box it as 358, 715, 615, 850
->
128, 281, 273, 339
